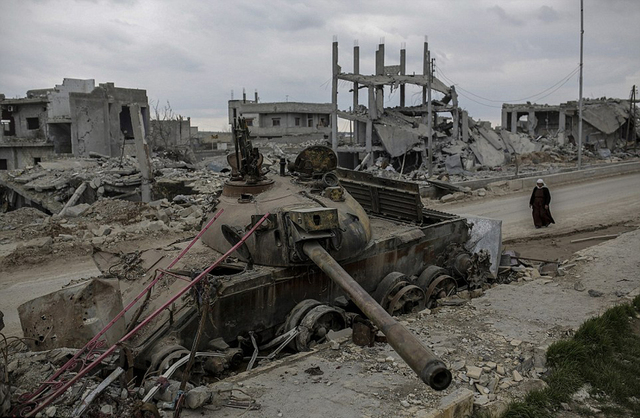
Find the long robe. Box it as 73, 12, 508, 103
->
529, 186, 555, 227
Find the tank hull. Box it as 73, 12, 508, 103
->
133, 210, 469, 355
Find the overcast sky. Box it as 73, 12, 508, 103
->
1, 0, 639, 132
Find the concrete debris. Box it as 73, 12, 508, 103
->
18, 278, 125, 351
465, 365, 483, 380
185, 386, 213, 409
1, 152, 226, 215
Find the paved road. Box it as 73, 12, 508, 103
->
442, 172, 640, 241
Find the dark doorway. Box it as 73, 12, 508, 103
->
48, 123, 72, 154
119, 106, 134, 139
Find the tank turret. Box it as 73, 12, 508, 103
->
201, 118, 371, 267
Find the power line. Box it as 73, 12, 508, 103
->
436, 64, 580, 105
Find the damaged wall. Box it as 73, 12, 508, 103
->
149, 118, 193, 150
0, 144, 54, 171
0, 100, 48, 140
69, 82, 149, 158
0, 79, 150, 169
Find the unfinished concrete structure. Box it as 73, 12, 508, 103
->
0, 78, 149, 170
228, 90, 332, 140
502, 98, 638, 150
331, 40, 467, 171
148, 117, 194, 150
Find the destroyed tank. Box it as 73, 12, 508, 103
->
12, 118, 499, 416
118, 118, 494, 392
15, 119, 496, 416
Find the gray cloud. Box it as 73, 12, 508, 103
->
537, 5, 560, 23
487, 5, 525, 26
1, 0, 638, 131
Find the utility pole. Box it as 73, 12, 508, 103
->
422, 36, 430, 175
427, 51, 433, 178
578, 0, 584, 170
331, 36, 339, 151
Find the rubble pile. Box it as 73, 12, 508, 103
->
344, 109, 639, 197
0, 197, 213, 269
0, 153, 227, 215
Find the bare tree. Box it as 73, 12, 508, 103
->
148, 100, 196, 163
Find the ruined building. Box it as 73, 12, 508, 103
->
502, 98, 638, 151
330, 40, 467, 170
228, 89, 332, 140
148, 117, 194, 150
0, 78, 149, 170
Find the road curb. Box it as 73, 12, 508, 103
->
457, 160, 640, 192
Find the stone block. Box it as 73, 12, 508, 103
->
466, 365, 483, 380
185, 386, 212, 409
441, 194, 456, 203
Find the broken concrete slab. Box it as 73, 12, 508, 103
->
468, 135, 505, 167
18, 278, 125, 351
63, 203, 91, 217
476, 126, 504, 150
500, 131, 536, 155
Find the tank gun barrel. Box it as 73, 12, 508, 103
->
302, 241, 452, 391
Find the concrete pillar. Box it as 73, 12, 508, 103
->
375, 43, 384, 114
528, 110, 536, 137
558, 110, 566, 145
422, 39, 428, 105
366, 119, 373, 153
462, 110, 469, 142
501, 107, 508, 130
400, 46, 406, 107
130, 103, 153, 203
331, 40, 339, 151
11, 148, 18, 170
368, 86, 377, 120
511, 111, 518, 133
353, 44, 360, 145
450, 86, 459, 141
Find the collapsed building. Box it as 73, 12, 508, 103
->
328, 40, 542, 174
329, 41, 639, 177
0, 78, 149, 171
502, 98, 638, 152
330, 40, 467, 171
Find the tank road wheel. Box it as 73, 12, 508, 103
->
386, 285, 426, 316
425, 275, 458, 309
283, 299, 323, 336
373, 272, 425, 315
148, 344, 191, 376
295, 305, 346, 352
373, 272, 408, 304
417, 265, 448, 290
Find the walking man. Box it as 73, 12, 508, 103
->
529, 179, 555, 228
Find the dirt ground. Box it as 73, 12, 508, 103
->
1, 172, 640, 417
